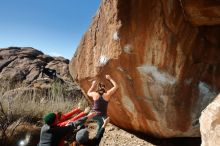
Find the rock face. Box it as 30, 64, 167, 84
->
183, 0, 220, 25
200, 94, 220, 146
70, 0, 220, 137
0, 47, 70, 84
0, 47, 83, 99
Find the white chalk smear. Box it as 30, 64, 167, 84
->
99, 55, 109, 66
113, 31, 119, 41
137, 65, 176, 85
199, 81, 216, 102
117, 66, 124, 72
121, 96, 136, 114
123, 44, 133, 54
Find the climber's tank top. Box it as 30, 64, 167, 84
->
92, 96, 108, 116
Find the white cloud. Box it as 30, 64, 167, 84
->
49, 52, 63, 57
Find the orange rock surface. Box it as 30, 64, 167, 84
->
70, 0, 220, 137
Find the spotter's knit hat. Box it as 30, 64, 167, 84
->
44, 113, 56, 125
76, 128, 89, 144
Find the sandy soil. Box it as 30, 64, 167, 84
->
88, 122, 201, 146
6, 121, 201, 146
98, 123, 155, 146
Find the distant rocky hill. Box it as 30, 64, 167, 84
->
0, 47, 83, 100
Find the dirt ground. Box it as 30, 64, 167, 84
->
88, 122, 201, 146
5, 121, 201, 146
98, 123, 155, 146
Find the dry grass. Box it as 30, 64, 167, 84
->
1, 80, 89, 115
0, 80, 89, 145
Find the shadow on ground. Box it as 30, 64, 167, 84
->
129, 130, 201, 146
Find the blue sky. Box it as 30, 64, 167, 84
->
0, 0, 101, 59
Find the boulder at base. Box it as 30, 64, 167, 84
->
200, 94, 220, 146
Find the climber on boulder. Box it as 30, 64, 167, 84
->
87, 74, 118, 132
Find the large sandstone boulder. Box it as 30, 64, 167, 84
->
70, 0, 220, 138
200, 94, 220, 146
